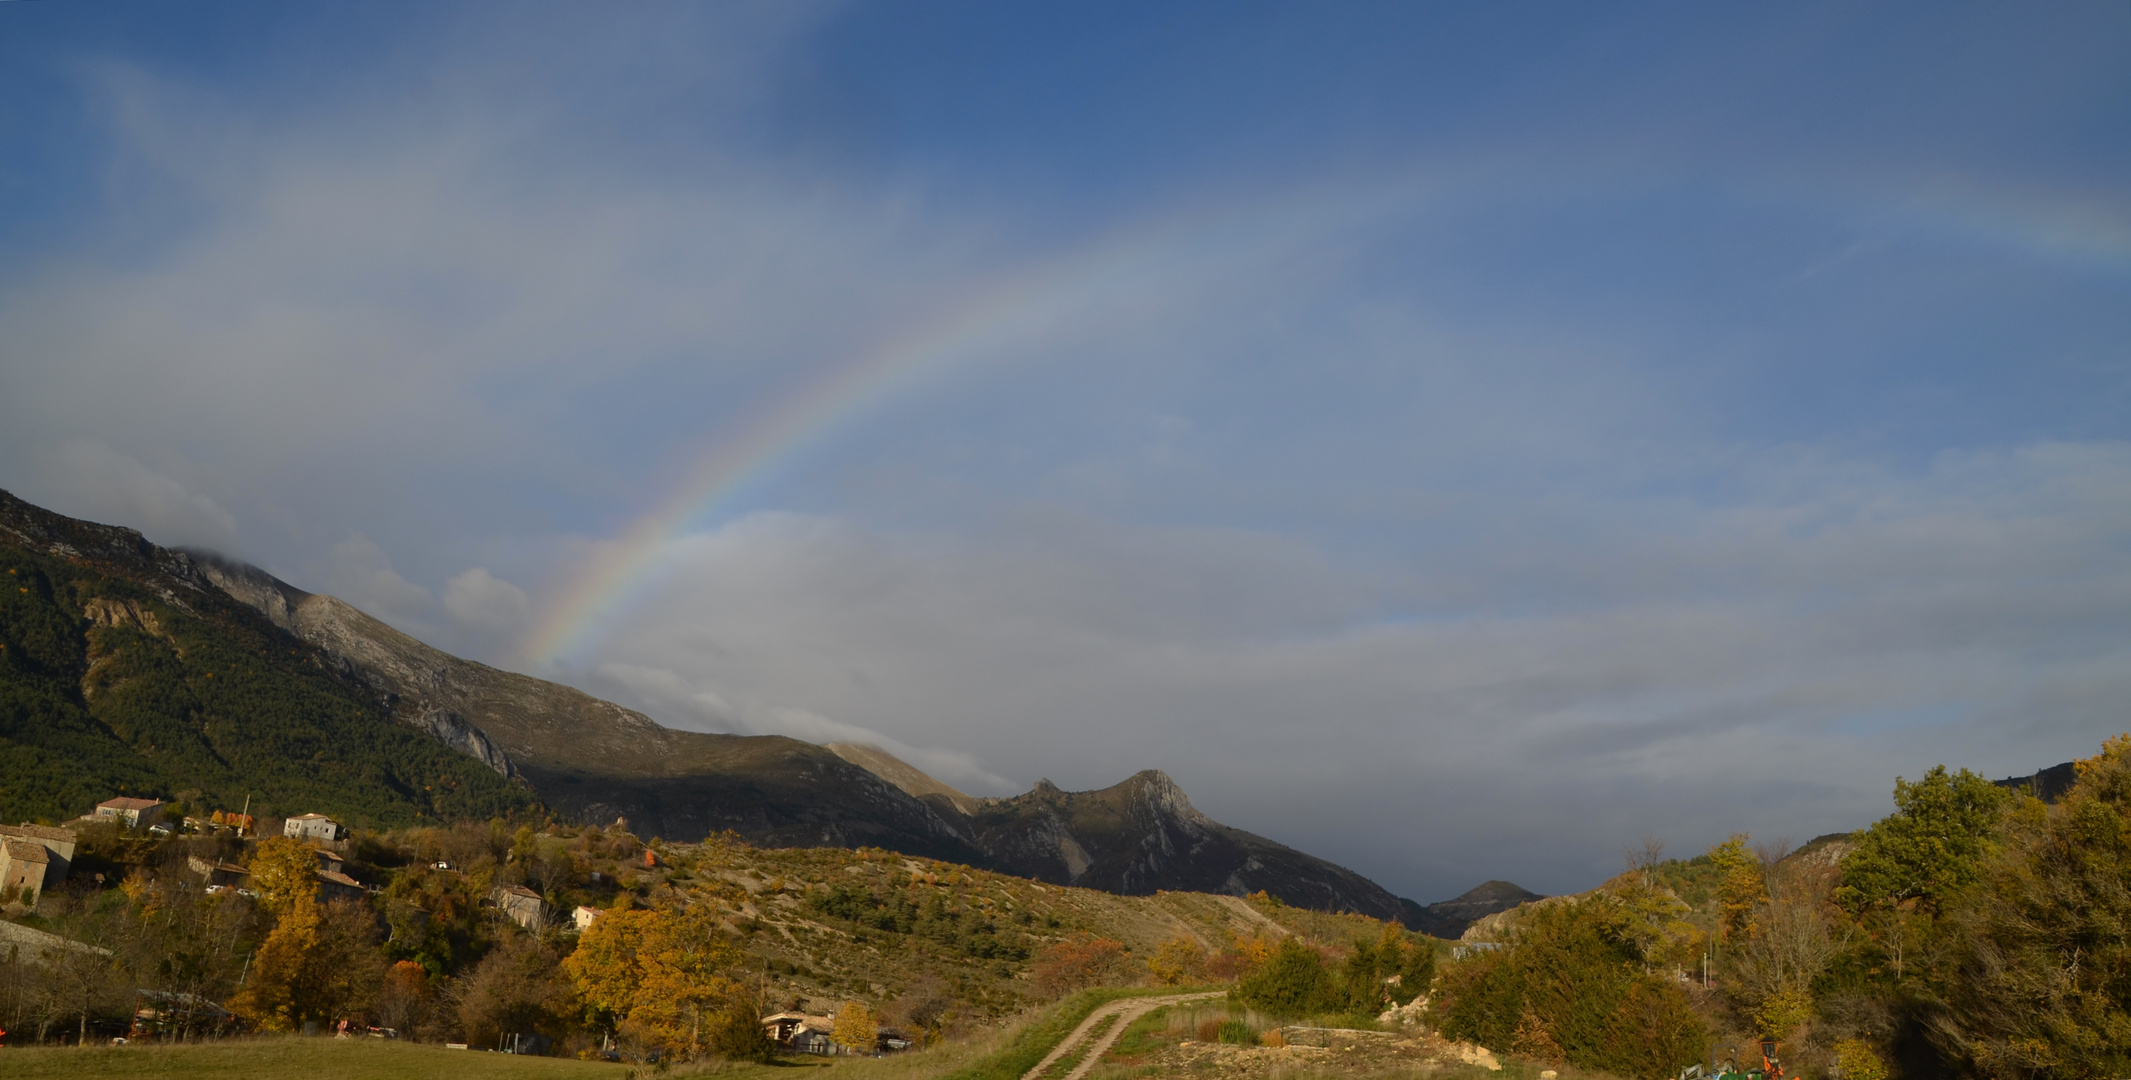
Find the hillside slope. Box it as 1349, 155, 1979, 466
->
0, 490, 533, 827
197, 556, 984, 860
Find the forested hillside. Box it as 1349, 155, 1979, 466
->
0, 490, 535, 827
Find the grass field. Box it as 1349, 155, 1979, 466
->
0, 991, 1178, 1080
0, 1037, 625, 1080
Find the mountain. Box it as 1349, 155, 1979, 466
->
1398, 880, 1544, 938
193, 555, 984, 863
0, 490, 533, 827
3, 491, 1430, 921
963, 770, 1411, 922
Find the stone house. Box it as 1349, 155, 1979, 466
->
490, 884, 546, 930
283, 813, 348, 843
94, 797, 166, 828
572, 905, 601, 932
0, 824, 75, 886
0, 841, 48, 905
318, 869, 365, 902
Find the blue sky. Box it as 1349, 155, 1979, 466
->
2, 1, 2127, 899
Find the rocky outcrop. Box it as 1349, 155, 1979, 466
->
409, 708, 513, 777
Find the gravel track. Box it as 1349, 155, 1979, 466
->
1019, 991, 1225, 1080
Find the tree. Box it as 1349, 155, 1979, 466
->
455, 935, 575, 1051
562, 903, 747, 1062
1934, 735, 2131, 1078
832, 1000, 877, 1054
1838, 765, 2012, 916
1708, 835, 1764, 943
1727, 858, 1845, 1042
1233, 938, 1337, 1018
1435, 897, 1708, 1077
228, 898, 379, 1033
247, 837, 319, 915
1338, 923, 1435, 1012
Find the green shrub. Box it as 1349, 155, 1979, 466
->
1232, 938, 1338, 1018
1435, 899, 1707, 1076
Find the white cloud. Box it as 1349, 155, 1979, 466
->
587, 659, 1016, 794
15, 440, 240, 552
323, 534, 432, 623
443, 567, 532, 637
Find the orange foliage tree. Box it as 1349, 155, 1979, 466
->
563, 903, 750, 1062
1032, 933, 1131, 996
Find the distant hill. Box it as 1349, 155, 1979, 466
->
1399, 880, 1544, 938
0, 490, 533, 827
1995, 762, 2077, 804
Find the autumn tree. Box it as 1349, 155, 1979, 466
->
1727, 857, 1846, 1042
1708, 835, 1764, 943
228, 898, 380, 1032
563, 903, 747, 1062
1934, 736, 2131, 1077
456, 935, 576, 1050
1435, 897, 1707, 1076
832, 1000, 878, 1054
247, 836, 320, 914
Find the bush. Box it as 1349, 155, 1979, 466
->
1232, 938, 1338, 1018
1434, 898, 1707, 1076
1032, 933, 1131, 996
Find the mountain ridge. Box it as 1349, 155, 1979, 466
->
3, 489, 1516, 930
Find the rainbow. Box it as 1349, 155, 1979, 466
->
520, 169, 2129, 667
519, 222, 1190, 667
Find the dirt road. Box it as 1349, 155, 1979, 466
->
1020, 991, 1225, 1080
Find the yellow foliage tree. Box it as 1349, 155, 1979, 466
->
230, 896, 321, 1031
1707, 834, 1764, 943
249, 836, 319, 915
563, 903, 746, 1062
832, 1000, 877, 1054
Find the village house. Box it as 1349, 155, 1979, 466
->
283, 813, 348, 843
761, 1012, 841, 1054
572, 905, 601, 932
490, 884, 546, 930
94, 797, 166, 828
0, 841, 48, 905
0, 824, 75, 885
318, 869, 365, 902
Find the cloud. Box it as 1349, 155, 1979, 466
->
14, 440, 240, 553
323, 534, 432, 624
443, 567, 533, 637
570, 441, 2131, 899
587, 659, 1016, 794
